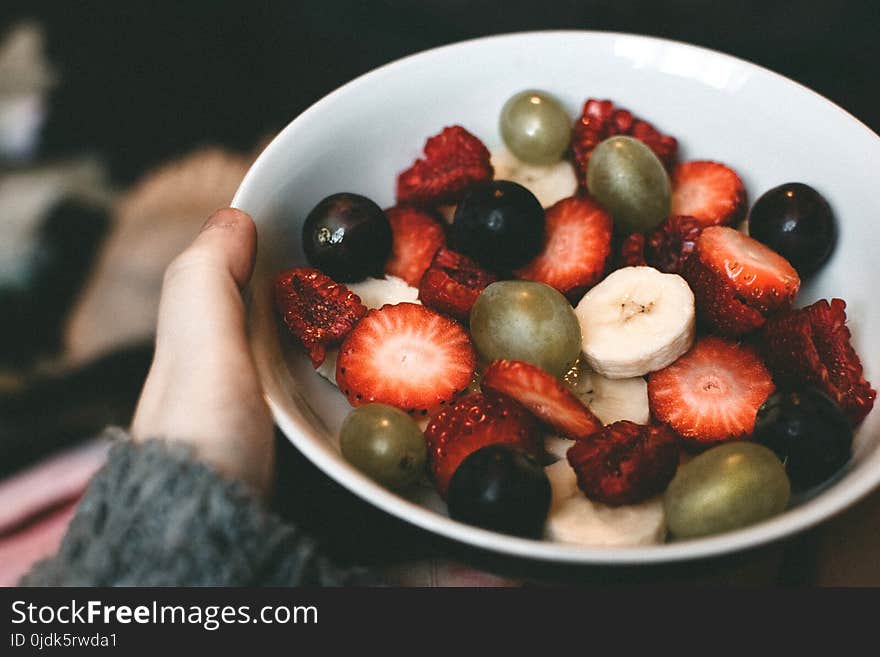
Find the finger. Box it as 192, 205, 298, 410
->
190, 206, 257, 289
131, 207, 273, 497
152, 207, 256, 363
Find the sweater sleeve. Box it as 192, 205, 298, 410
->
20, 436, 367, 586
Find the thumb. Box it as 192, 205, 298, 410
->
132, 207, 274, 497
153, 207, 257, 361
188, 206, 258, 289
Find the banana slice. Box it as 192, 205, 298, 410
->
547, 495, 667, 547
544, 459, 667, 547
545, 459, 580, 506
490, 148, 578, 209
315, 276, 420, 385
545, 363, 650, 460
545, 436, 576, 461
574, 266, 695, 379
565, 365, 651, 425
348, 274, 420, 309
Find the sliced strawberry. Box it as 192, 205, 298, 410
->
682, 226, 800, 336
418, 248, 497, 322
572, 98, 678, 182
274, 267, 366, 367
566, 421, 679, 506
481, 359, 603, 440
514, 196, 612, 300
648, 336, 776, 445
682, 256, 766, 336
670, 161, 747, 227
425, 391, 542, 497
762, 298, 876, 425
335, 302, 475, 416
396, 126, 493, 206
383, 206, 446, 286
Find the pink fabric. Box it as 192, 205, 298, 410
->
0, 498, 80, 585
0, 439, 110, 586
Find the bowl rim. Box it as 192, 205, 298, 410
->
234, 30, 880, 565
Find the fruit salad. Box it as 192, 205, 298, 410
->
273, 89, 876, 546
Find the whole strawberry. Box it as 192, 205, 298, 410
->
566, 421, 680, 506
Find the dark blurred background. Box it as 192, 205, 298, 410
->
3, 0, 879, 183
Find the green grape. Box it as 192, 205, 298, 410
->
469, 280, 581, 377
500, 90, 571, 165
586, 136, 671, 234
664, 443, 791, 540
340, 403, 426, 490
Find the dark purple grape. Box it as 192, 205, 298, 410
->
447, 444, 550, 538
451, 181, 544, 271
753, 386, 852, 490
302, 193, 392, 282
748, 183, 836, 277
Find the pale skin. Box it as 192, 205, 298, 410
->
131, 207, 274, 499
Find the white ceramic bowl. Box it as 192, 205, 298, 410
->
233, 31, 880, 565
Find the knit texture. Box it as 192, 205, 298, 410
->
21, 438, 364, 586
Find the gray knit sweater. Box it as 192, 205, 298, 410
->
21, 439, 363, 586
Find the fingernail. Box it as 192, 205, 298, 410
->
201, 209, 237, 232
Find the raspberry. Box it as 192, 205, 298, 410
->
617, 215, 702, 274
396, 126, 493, 206
618, 232, 648, 268
566, 421, 680, 506
646, 215, 702, 273
762, 298, 876, 425
572, 99, 678, 184
274, 267, 367, 367
418, 248, 497, 322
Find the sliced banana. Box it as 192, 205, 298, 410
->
316, 351, 341, 385
545, 459, 580, 507
544, 459, 667, 547
490, 147, 578, 209
546, 495, 667, 547
565, 365, 651, 425
545, 363, 650, 460
545, 436, 576, 461
574, 266, 695, 379
348, 275, 420, 309
315, 276, 420, 386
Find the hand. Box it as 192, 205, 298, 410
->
131, 208, 274, 499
